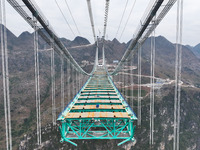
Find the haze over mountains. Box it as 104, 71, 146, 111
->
186, 43, 200, 58
0, 26, 200, 149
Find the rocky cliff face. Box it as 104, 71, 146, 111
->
0, 26, 200, 149
17, 86, 200, 150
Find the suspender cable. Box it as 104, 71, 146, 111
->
125, 61, 128, 99
33, 18, 41, 145
128, 61, 130, 104
74, 69, 76, 96
96, 40, 99, 68
75, 69, 77, 94
115, 0, 129, 38
150, 36, 152, 146
128, 60, 131, 105
82, 73, 84, 87
86, 0, 96, 42
177, 4, 183, 146
64, 0, 81, 35
103, 0, 110, 38
67, 60, 71, 103
77, 71, 79, 90
137, 43, 142, 126
80, 73, 83, 88
131, 57, 134, 109
1, 0, 12, 148
125, 64, 126, 97
78, 71, 80, 90
117, 72, 119, 89
51, 37, 56, 125
123, 64, 125, 96
54, 0, 75, 37
102, 44, 105, 67
173, 0, 183, 149
119, 0, 137, 40
150, 28, 156, 146
61, 52, 65, 111
72, 65, 75, 98
76, 70, 78, 95
72, 65, 76, 97
78, 71, 79, 90
71, 66, 74, 97
121, 71, 123, 93
122, 66, 124, 95
76, 71, 77, 94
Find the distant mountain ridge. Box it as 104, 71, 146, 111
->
0, 25, 200, 149
1, 24, 200, 84
192, 43, 200, 58
186, 43, 200, 58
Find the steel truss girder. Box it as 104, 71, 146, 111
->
59, 118, 136, 146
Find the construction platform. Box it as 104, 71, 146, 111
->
57, 67, 137, 146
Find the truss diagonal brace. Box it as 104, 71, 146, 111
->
59, 126, 78, 146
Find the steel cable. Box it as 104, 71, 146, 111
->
64, 0, 81, 35
173, 0, 183, 149
119, 0, 137, 40
34, 18, 42, 145
150, 27, 155, 146
51, 37, 56, 125
103, 0, 110, 38
1, 0, 12, 148
115, 0, 129, 38
61, 53, 65, 111
55, 0, 75, 36
137, 43, 141, 126
86, 0, 96, 42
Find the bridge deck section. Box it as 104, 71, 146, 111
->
57, 67, 137, 146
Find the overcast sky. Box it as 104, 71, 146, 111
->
5, 0, 200, 46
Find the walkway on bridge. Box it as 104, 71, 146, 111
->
57, 66, 137, 146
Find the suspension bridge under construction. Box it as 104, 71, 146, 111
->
1, 0, 184, 149
58, 66, 137, 146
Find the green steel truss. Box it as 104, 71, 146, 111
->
59, 118, 136, 146
58, 67, 137, 146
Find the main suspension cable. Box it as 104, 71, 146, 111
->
103, 0, 110, 38
86, 0, 96, 42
